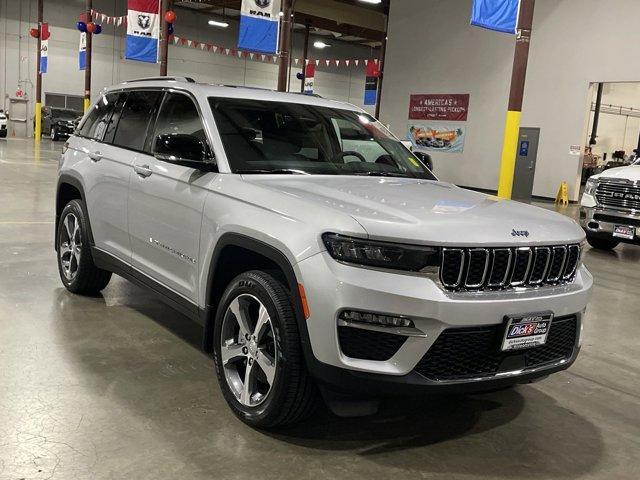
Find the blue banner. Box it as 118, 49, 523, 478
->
39, 40, 48, 74
470, 0, 520, 34
238, 0, 280, 54
125, 0, 160, 63
79, 33, 86, 70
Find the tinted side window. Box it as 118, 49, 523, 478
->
102, 93, 128, 144
78, 93, 117, 140
112, 90, 162, 151
152, 93, 206, 150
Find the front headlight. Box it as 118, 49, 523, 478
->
584, 178, 598, 196
322, 233, 440, 271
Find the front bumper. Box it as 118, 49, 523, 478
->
580, 199, 640, 245
296, 251, 592, 392
53, 123, 75, 136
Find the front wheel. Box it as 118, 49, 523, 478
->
56, 199, 111, 294
586, 234, 619, 250
213, 270, 317, 428
50, 126, 59, 141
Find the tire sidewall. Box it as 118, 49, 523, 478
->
56, 199, 91, 290
213, 272, 294, 426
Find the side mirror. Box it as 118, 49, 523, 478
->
413, 150, 434, 171
153, 133, 216, 170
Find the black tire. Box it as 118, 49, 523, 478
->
586, 234, 619, 250
213, 270, 317, 428
56, 199, 111, 294
50, 126, 59, 141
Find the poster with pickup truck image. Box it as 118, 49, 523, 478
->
408, 124, 466, 153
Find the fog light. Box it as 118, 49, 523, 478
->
339, 310, 414, 328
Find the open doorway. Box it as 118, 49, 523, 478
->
582, 82, 640, 184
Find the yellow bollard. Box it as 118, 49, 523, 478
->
34, 101, 42, 141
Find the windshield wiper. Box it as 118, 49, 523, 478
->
236, 168, 310, 175
351, 171, 410, 178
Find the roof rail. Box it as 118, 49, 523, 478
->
218, 84, 322, 97
123, 76, 196, 84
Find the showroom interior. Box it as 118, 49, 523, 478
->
1, 0, 639, 478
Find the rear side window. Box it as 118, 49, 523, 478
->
78, 93, 118, 140
102, 93, 128, 144
151, 92, 207, 151
112, 90, 162, 152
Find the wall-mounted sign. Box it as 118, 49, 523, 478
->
408, 124, 466, 153
569, 145, 582, 155
409, 94, 470, 121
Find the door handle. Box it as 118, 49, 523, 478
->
89, 151, 102, 162
134, 164, 152, 178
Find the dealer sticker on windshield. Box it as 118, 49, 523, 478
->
501, 312, 553, 351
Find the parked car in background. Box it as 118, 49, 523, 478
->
42, 107, 82, 140
581, 158, 640, 249
56, 78, 591, 428
0, 109, 7, 138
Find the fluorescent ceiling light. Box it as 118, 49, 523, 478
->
208, 19, 229, 28
313, 41, 330, 49
359, 0, 382, 4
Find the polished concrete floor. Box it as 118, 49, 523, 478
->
1, 138, 639, 480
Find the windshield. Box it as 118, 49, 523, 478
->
208, 97, 436, 179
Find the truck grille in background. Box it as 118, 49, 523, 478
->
595, 180, 640, 212
440, 244, 581, 291
414, 315, 578, 381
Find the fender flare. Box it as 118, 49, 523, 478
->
201, 232, 313, 364
55, 173, 95, 248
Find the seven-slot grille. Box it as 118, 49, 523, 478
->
595, 179, 640, 212
440, 244, 581, 291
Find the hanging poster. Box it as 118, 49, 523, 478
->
303, 63, 315, 95
79, 32, 87, 70
125, 0, 160, 63
408, 124, 466, 153
409, 94, 470, 121
470, 0, 520, 34
238, 0, 281, 54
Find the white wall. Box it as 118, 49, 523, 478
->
381, 0, 640, 201
0, 0, 379, 136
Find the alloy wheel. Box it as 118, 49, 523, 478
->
59, 213, 82, 280
220, 294, 277, 407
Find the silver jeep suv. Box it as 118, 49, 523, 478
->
56, 77, 592, 427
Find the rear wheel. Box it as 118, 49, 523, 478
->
50, 126, 59, 141
56, 199, 111, 294
586, 234, 619, 250
213, 270, 317, 428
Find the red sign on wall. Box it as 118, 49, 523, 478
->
409, 94, 470, 121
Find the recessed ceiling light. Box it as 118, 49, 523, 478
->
208, 20, 229, 28
313, 41, 330, 49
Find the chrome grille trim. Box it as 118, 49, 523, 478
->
529, 247, 551, 285
547, 246, 568, 283
487, 248, 512, 287
440, 248, 465, 289
510, 247, 533, 287
464, 248, 490, 288
562, 245, 581, 280
595, 180, 640, 212
439, 244, 581, 292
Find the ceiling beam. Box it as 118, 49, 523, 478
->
293, 12, 384, 42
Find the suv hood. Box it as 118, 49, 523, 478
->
244, 176, 584, 246
592, 165, 640, 182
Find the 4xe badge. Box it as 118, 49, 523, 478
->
502, 312, 553, 351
